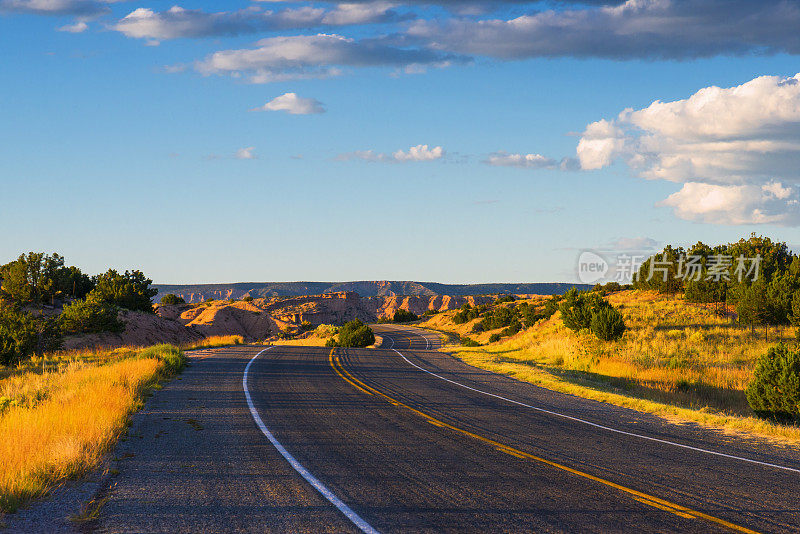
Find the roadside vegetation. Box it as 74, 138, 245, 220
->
391, 309, 418, 323
420, 235, 800, 444
182, 335, 244, 350
0, 344, 186, 513
326, 319, 375, 348
0, 252, 160, 366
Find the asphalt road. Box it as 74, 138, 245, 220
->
95, 325, 800, 533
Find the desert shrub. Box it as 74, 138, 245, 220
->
746, 344, 800, 421
494, 295, 516, 305
559, 289, 610, 332
478, 306, 520, 331
590, 307, 626, 341
422, 309, 437, 317
60, 300, 123, 335
335, 319, 375, 348
460, 336, 480, 347
501, 319, 522, 337
242, 296, 254, 302
543, 296, 561, 316
160, 294, 185, 305
0, 306, 39, 366
453, 305, 479, 325
392, 309, 418, 323
88, 270, 157, 313
488, 333, 501, 343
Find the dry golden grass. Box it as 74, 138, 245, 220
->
423, 290, 800, 445
182, 335, 244, 350
0, 345, 184, 513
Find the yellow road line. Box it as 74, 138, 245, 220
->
329, 350, 759, 534
329, 350, 374, 396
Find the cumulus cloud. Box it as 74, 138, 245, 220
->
194, 33, 462, 83
394, 144, 443, 161
113, 4, 406, 42
0, 0, 108, 16
251, 92, 326, 114
338, 144, 444, 162
406, 0, 800, 60
57, 20, 88, 32
255, 0, 623, 13
576, 73, 800, 225
235, 147, 257, 159
659, 182, 800, 225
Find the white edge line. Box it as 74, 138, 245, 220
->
243, 347, 381, 534
387, 331, 800, 475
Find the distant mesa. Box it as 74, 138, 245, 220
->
153, 281, 588, 304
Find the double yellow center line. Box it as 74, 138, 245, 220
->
329, 349, 759, 534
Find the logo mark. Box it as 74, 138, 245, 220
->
577, 251, 609, 284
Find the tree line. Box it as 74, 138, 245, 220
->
634, 234, 800, 340
0, 252, 157, 365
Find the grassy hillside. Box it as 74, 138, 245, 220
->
420, 290, 800, 443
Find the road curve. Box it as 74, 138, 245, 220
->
95, 326, 800, 533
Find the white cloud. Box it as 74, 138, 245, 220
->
0, 0, 108, 16
393, 144, 443, 161
659, 182, 800, 225
235, 147, 256, 160
575, 72, 800, 225
485, 152, 557, 168
57, 20, 88, 32
338, 144, 444, 162
194, 33, 462, 83
251, 92, 326, 115
113, 4, 404, 41
407, 0, 800, 60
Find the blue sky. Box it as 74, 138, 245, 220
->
2, 0, 800, 284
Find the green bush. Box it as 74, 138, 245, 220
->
746, 344, 800, 421
453, 304, 478, 324
460, 336, 480, 347
334, 319, 375, 348
160, 294, 185, 305
590, 307, 626, 341
60, 299, 123, 335
392, 309, 418, 323
422, 309, 437, 316
88, 269, 157, 313
559, 289, 611, 332
493, 295, 516, 305
488, 333, 501, 343
501, 319, 522, 337
0, 306, 39, 366
242, 295, 254, 302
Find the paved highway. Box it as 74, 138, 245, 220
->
96, 325, 800, 533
